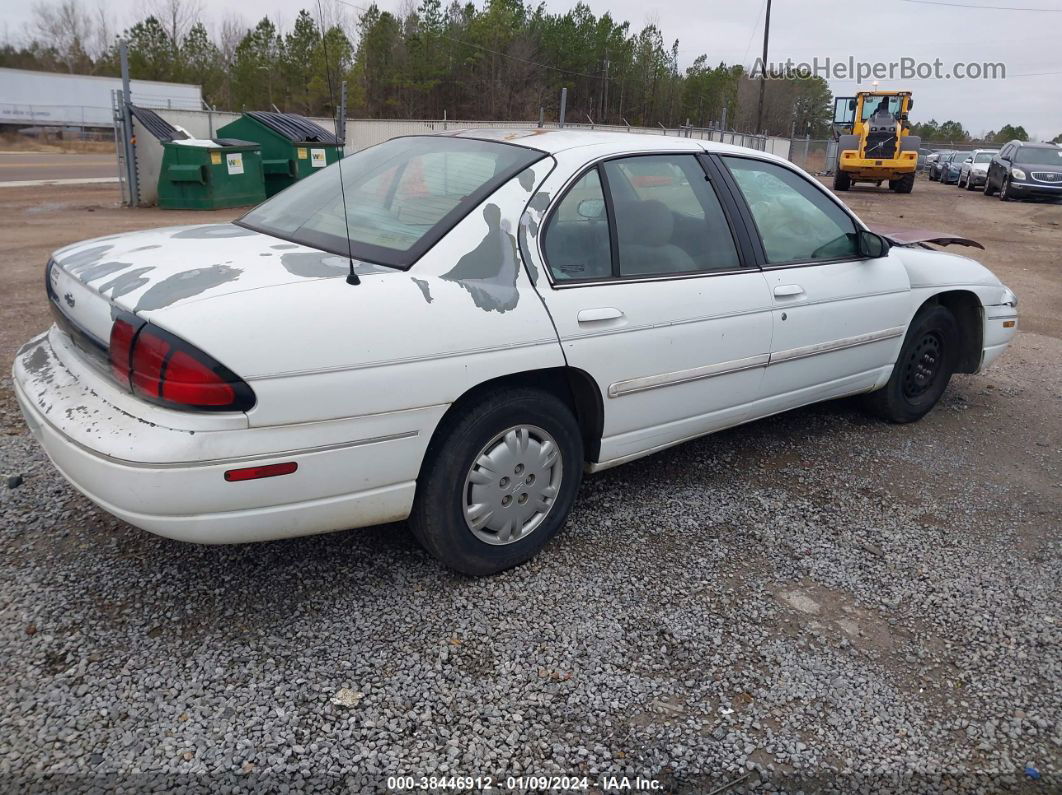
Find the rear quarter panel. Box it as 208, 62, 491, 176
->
146, 156, 564, 428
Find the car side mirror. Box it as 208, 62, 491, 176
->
577, 198, 605, 219
858, 230, 890, 259
964, 157, 972, 163
907, 98, 914, 110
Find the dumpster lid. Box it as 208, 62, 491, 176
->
130, 106, 188, 142
167, 137, 260, 150
244, 111, 341, 144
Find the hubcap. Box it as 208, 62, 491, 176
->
902, 332, 943, 398
462, 425, 563, 545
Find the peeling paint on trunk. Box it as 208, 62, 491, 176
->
517, 169, 535, 192
58, 245, 114, 272
171, 225, 257, 240
134, 265, 242, 312
280, 252, 389, 278
98, 267, 156, 300
440, 204, 520, 313
75, 261, 136, 284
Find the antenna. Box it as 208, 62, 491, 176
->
317, 0, 359, 286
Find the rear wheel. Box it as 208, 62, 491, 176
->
409, 388, 583, 575
833, 170, 851, 191
862, 305, 959, 424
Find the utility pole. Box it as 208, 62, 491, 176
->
755, 0, 773, 135
559, 87, 567, 128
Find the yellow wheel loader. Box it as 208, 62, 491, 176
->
832, 91, 919, 193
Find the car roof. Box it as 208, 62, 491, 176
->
440, 127, 789, 163
1015, 141, 1061, 149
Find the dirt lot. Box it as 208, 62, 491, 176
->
0, 176, 1059, 791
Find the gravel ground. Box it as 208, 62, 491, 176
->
1, 180, 1060, 793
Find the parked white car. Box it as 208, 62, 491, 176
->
14, 131, 1019, 574
958, 149, 999, 190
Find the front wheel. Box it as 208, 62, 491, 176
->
833, 170, 851, 191
409, 388, 584, 575
984, 175, 996, 196
890, 173, 914, 193
966, 174, 977, 191
862, 305, 960, 424
1000, 176, 1011, 201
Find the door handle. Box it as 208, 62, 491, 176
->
577, 307, 624, 323
773, 284, 805, 298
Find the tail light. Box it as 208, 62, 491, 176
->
107, 314, 255, 412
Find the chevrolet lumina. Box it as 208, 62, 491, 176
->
13, 131, 1019, 575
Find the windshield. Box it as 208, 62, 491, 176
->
239, 136, 544, 268
974, 152, 994, 163
861, 95, 901, 121
1016, 146, 1062, 166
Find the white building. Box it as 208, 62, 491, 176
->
0, 67, 203, 129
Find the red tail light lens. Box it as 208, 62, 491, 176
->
109, 319, 136, 383
107, 315, 254, 412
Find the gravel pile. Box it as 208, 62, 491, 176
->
0, 367, 1058, 794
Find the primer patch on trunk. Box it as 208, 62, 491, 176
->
280, 252, 352, 278
58, 245, 114, 272
171, 225, 257, 239
98, 267, 156, 300
134, 265, 241, 312
77, 261, 135, 284
517, 169, 535, 193
128, 244, 163, 253
270, 243, 300, 250
281, 252, 389, 278
411, 277, 433, 304
440, 204, 519, 313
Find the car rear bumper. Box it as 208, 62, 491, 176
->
13, 328, 446, 544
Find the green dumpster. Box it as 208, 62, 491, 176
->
157, 139, 266, 210
215, 111, 344, 196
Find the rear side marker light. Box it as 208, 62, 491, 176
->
224, 462, 298, 482
1003, 320, 1016, 328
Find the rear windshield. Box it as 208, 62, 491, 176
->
1015, 146, 1062, 167
238, 136, 544, 268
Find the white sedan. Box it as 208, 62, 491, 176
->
13, 131, 1018, 574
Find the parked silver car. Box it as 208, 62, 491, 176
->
958, 149, 999, 190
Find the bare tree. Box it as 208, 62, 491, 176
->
29, 0, 94, 72
149, 0, 202, 47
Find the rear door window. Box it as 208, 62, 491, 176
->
542, 154, 741, 282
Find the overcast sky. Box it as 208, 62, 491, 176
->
4, 0, 1061, 139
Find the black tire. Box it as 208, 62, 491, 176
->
965, 174, 977, 191
983, 175, 996, 196
409, 387, 584, 575
833, 170, 851, 191
890, 173, 914, 193
928, 169, 938, 182
862, 305, 960, 424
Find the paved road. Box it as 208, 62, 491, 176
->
0, 151, 117, 182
